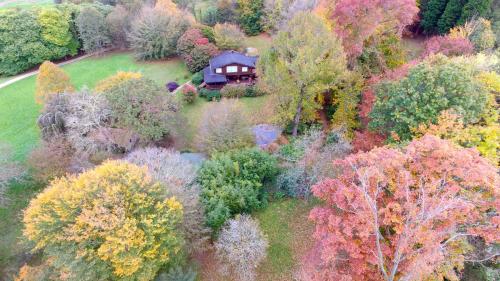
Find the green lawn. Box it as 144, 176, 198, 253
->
245, 33, 273, 54
0, 52, 190, 160
255, 199, 316, 281
0, 0, 53, 9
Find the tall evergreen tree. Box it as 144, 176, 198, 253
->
437, 0, 467, 34
458, 0, 493, 25
420, 0, 448, 33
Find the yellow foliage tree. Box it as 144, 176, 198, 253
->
155, 0, 180, 15
94, 71, 142, 93
35, 61, 74, 105
23, 161, 184, 281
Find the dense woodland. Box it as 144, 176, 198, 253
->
0, 0, 499, 281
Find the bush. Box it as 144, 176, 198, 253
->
214, 215, 268, 281
37, 93, 70, 139
469, 18, 496, 51
220, 84, 247, 98
0, 8, 78, 76
155, 266, 197, 281
167, 81, 180, 92
198, 88, 221, 101
213, 23, 245, 50
94, 71, 142, 93
76, 6, 111, 52
243, 85, 266, 97
198, 148, 278, 229
276, 167, 309, 198
423, 35, 474, 57
182, 84, 197, 104
35, 61, 75, 105
176, 28, 206, 57
27, 137, 75, 182
23, 161, 184, 281
184, 43, 219, 73
126, 148, 211, 253
191, 71, 204, 86
106, 5, 131, 48
104, 77, 179, 141
196, 99, 253, 154
129, 7, 189, 60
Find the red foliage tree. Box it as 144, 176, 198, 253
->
309, 135, 499, 281
423, 35, 474, 57
330, 0, 419, 59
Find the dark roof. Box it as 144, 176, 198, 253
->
210, 51, 258, 68
203, 66, 227, 84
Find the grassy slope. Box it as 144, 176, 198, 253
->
0, 0, 53, 9
0, 52, 190, 160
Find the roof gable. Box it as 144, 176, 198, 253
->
210, 50, 257, 69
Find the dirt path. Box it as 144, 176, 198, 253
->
0, 54, 95, 90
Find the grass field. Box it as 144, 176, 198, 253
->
0, 52, 191, 160
0, 0, 53, 9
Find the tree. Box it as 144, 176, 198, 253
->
309, 135, 499, 281
198, 148, 278, 230
76, 6, 111, 53
106, 5, 131, 48
27, 137, 75, 182
458, 0, 493, 25
422, 35, 474, 57
236, 0, 264, 35
369, 55, 489, 141
213, 23, 245, 50
437, 0, 467, 34
196, 99, 253, 154
420, 0, 448, 33
330, 0, 418, 60
94, 71, 142, 93
129, 7, 190, 60
216, 0, 238, 23
104, 77, 180, 141
215, 215, 268, 281
258, 12, 347, 136
176, 28, 207, 57
262, 0, 292, 32
37, 8, 73, 46
155, 0, 180, 15
468, 18, 496, 51
125, 147, 211, 253
23, 161, 184, 281
185, 43, 219, 72
35, 61, 74, 105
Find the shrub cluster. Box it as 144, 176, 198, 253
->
177, 28, 219, 73
198, 148, 278, 230
182, 84, 198, 104
198, 88, 221, 101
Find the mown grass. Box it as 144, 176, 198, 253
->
0, 52, 190, 160
0, 0, 53, 9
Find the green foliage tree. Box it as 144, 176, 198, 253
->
37, 8, 73, 46
469, 18, 496, 51
106, 4, 131, 48
420, 0, 448, 33
75, 6, 111, 52
258, 12, 347, 136
369, 55, 491, 141
236, 0, 264, 35
23, 161, 184, 281
213, 23, 245, 50
458, 0, 493, 25
198, 148, 278, 230
437, 0, 467, 34
104, 77, 180, 141
129, 7, 190, 60
216, 0, 238, 23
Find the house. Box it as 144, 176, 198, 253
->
203, 50, 258, 89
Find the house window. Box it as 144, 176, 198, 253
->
242, 67, 248, 72
215, 68, 222, 73
226, 66, 238, 73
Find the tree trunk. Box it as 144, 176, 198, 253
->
292, 90, 304, 137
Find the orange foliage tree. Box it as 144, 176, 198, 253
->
23, 161, 184, 281
308, 135, 499, 281
94, 71, 142, 93
35, 61, 74, 105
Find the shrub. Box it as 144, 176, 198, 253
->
0, 143, 24, 206
37, 93, 70, 139
129, 8, 189, 60
469, 18, 496, 51
369, 55, 491, 141
243, 85, 266, 97
27, 137, 75, 182
214, 215, 268, 281
167, 81, 180, 92
276, 167, 309, 198
198, 148, 278, 229
184, 43, 219, 73
422, 35, 474, 57
76, 6, 111, 52
0, 8, 77, 76
35, 61, 75, 105
198, 88, 221, 101
126, 148, 211, 253
155, 266, 197, 281
198, 24, 216, 42
23, 161, 184, 281
104, 78, 179, 141
213, 23, 245, 50
176, 28, 206, 57
220, 84, 247, 98
182, 84, 197, 104
196, 99, 253, 154
94, 71, 142, 93
191, 71, 204, 86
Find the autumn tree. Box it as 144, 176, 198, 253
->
94, 71, 142, 93
35, 61, 74, 105
236, 0, 264, 35
75, 6, 111, 53
309, 135, 499, 281
213, 23, 245, 50
23, 161, 184, 281
258, 12, 347, 136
